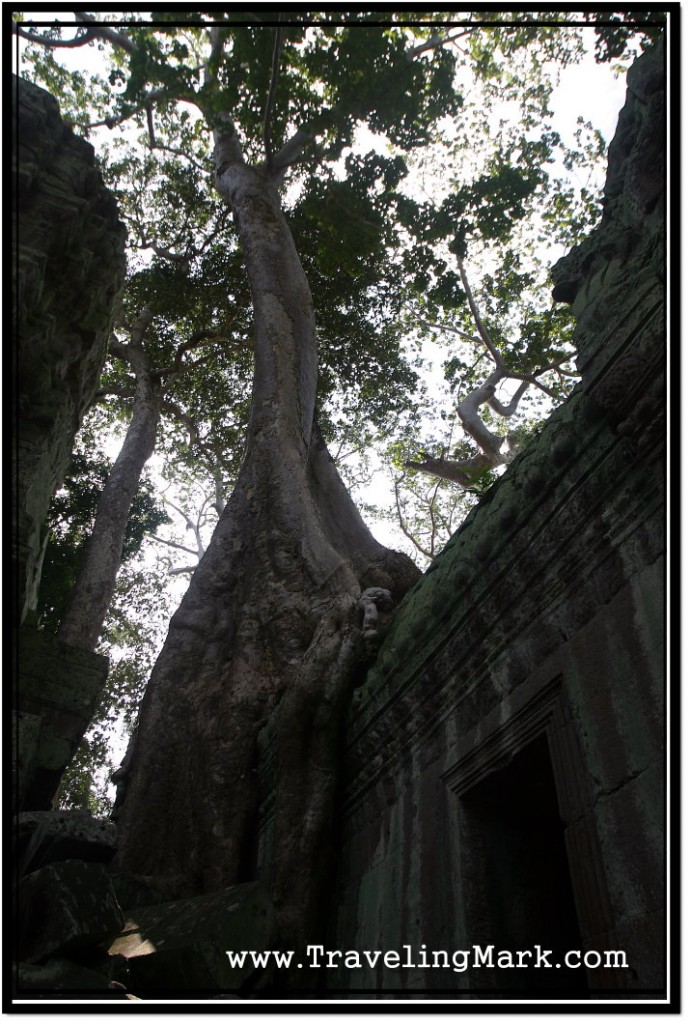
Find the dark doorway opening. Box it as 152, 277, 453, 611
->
460, 733, 588, 993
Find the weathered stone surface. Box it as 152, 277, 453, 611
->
12, 711, 42, 811
105, 881, 278, 993
18, 860, 124, 964
13, 74, 124, 811
552, 41, 665, 429
15, 626, 109, 809
110, 873, 171, 912
16, 811, 117, 870
13, 75, 126, 625
14, 958, 123, 994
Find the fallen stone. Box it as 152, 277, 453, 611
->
18, 859, 124, 964
14, 958, 125, 994
16, 810, 117, 871
106, 880, 277, 993
110, 872, 171, 912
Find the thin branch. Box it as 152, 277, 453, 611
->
149, 141, 211, 175
147, 533, 200, 558
457, 259, 505, 368
160, 399, 204, 449
501, 370, 559, 400
159, 315, 242, 378
85, 88, 170, 130
263, 20, 285, 166
427, 476, 443, 557
161, 496, 198, 534
394, 478, 433, 559
405, 306, 484, 347
147, 242, 190, 266
156, 349, 219, 379
406, 28, 473, 59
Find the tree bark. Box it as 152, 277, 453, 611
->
112, 162, 419, 950
57, 308, 160, 651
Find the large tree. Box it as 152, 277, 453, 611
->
15, 10, 659, 953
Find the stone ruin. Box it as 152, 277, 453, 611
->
11, 40, 667, 1002
12, 74, 125, 811
309, 40, 666, 996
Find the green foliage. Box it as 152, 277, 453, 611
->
36, 449, 170, 633
586, 10, 665, 63
55, 552, 173, 816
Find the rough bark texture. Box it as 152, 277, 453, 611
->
112, 161, 420, 949
57, 309, 161, 651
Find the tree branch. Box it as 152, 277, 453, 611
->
158, 315, 243, 378
394, 478, 433, 559
487, 380, 530, 417
271, 130, 314, 173
148, 140, 211, 175
72, 11, 138, 54
85, 88, 170, 130
93, 386, 135, 402
161, 496, 198, 535
14, 23, 96, 48
455, 369, 506, 461
146, 103, 156, 147
457, 259, 505, 368
147, 533, 199, 558
406, 28, 472, 59
156, 349, 219, 379
404, 451, 494, 489
160, 399, 204, 449
406, 308, 483, 348
263, 20, 285, 166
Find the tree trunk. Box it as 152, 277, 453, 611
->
57, 309, 161, 651
111, 163, 420, 950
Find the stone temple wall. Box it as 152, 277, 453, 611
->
13, 74, 126, 625
13, 76, 126, 809
257, 42, 667, 998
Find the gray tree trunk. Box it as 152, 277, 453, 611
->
57, 309, 161, 651
112, 163, 419, 950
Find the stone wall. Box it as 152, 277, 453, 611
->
13, 76, 126, 810
15, 630, 109, 810
13, 74, 126, 624
257, 42, 667, 998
